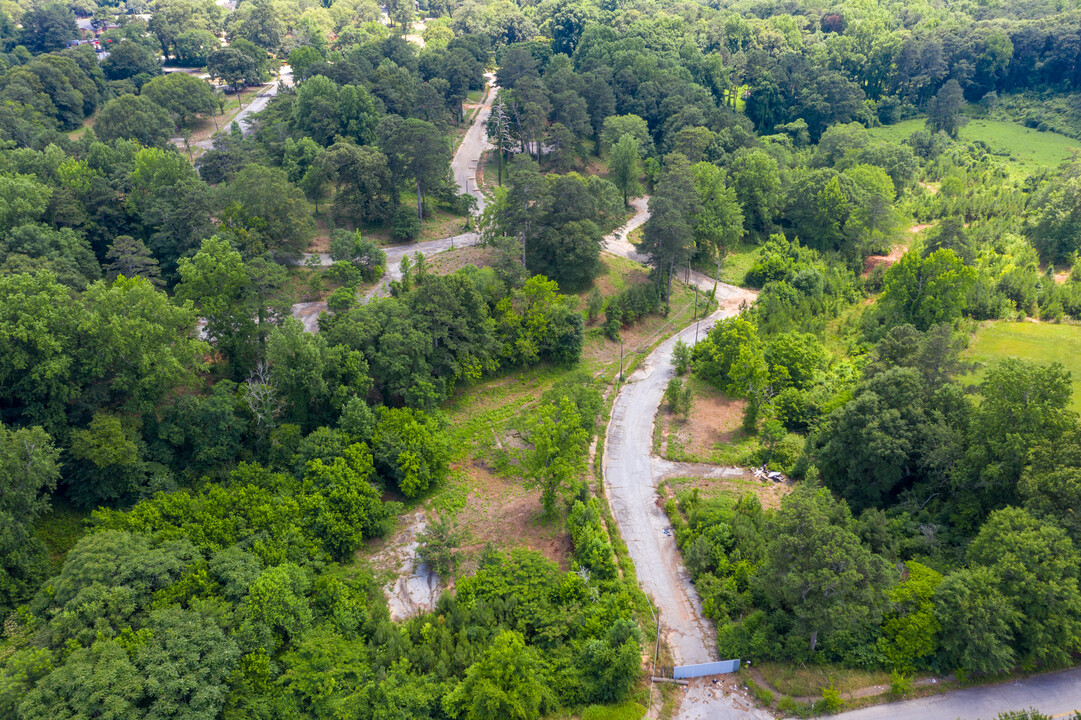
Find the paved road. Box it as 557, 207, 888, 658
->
603, 280, 757, 667
174, 65, 293, 153
289, 76, 496, 328
825, 667, 1081, 720
236, 65, 293, 136
602, 195, 650, 263
453, 73, 497, 213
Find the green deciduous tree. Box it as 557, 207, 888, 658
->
371, 407, 451, 497
0, 424, 59, 612
0, 272, 81, 430
95, 94, 175, 148
267, 318, 372, 433
640, 153, 700, 308
101, 41, 161, 82
967, 506, 1081, 666
690, 161, 744, 280
207, 48, 257, 92
80, 275, 206, 416
522, 395, 588, 518
175, 236, 259, 372
608, 133, 641, 205
880, 249, 976, 331
300, 443, 388, 560
731, 149, 782, 239
444, 630, 550, 720
142, 73, 217, 128
879, 561, 942, 672
926, 79, 967, 139
219, 164, 316, 262
934, 565, 1018, 675
382, 118, 452, 220
757, 481, 894, 654
227, 0, 284, 52
18, 4, 78, 54
174, 29, 220, 65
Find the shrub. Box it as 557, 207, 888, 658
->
889, 670, 913, 698
391, 206, 422, 242
567, 499, 618, 579
326, 286, 357, 313
673, 339, 692, 374
820, 677, 843, 713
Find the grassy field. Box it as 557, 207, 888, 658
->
869, 117, 1081, 179
964, 321, 1081, 412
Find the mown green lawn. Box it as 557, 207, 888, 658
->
869, 117, 1081, 179
964, 321, 1081, 412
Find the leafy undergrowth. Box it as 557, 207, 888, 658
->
544, 699, 647, 720
32, 498, 88, 572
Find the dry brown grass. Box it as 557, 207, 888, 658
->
428, 245, 498, 274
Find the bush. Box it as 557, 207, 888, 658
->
771, 433, 804, 474
587, 288, 604, 323
673, 339, 692, 374
580, 701, 646, 720
567, 499, 618, 579
820, 677, 843, 713
325, 261, 364, 289
664, 378, 692, 418
326, 286, 357, 313
391, 206, 422, 242
417, 514, 462, 578
605, 282, 661, 334
889, 670, 913, 698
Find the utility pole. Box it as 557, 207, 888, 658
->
693, 284, 698, 320
494, 97, 508, 186
619, 339, 624, 382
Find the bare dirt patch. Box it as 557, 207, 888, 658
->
661, 389, 746, 459
862, 243, 910, 278
455, 462, 573, 568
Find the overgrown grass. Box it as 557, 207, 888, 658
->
716, 242, 763, 286
756, 662, 891, 699
963, 321, 1081, 413
869, 117, 1081, 180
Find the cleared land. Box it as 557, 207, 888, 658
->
869, 117, 1081, 179
964, 321, 1081, 413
